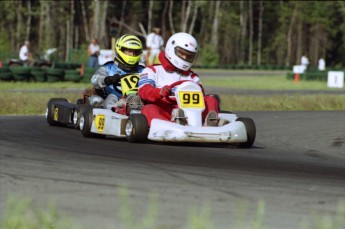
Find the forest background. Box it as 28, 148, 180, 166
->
1, 0, 345, 69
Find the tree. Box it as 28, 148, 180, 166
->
239, 0, 248, 64
0, 0, 344, 67
248, 0, 253, 65
257, 0, 263, 66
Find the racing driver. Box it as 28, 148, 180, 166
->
138, 32, 219, 126
90, 34, 145, 109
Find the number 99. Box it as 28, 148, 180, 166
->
183, 93, 199, 104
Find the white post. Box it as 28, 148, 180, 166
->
327, 71, 344, 88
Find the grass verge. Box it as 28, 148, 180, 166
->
201, 75, 337, 90
0, 74, 344, 115
1, 93, 344, 115
1, 195, 344, 229
220, 94, 345, 111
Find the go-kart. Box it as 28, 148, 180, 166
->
125, 80, 256, 148
45, 73, 144, 139
9, 48, 57, 67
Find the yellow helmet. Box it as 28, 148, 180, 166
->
115, 34, 143, 68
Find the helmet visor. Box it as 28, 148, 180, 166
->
175, 47, 196, 63
121, 47, 142, 57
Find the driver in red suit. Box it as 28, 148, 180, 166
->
138, 32, 219, 126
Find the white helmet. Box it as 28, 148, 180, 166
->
165, 32, 198, 71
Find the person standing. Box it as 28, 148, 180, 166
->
145, 27, 164, 66
301, 54, 309, 71
318, 58, 326, 71
19, 41, 30, 65
88, 38, 100, 68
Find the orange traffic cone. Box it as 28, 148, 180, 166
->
80, 64, 84, 76
294, 73, 300, 83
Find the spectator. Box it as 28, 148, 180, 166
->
300, 54, 309, 72
19, 41, 31, 65
146, 27, 164, 66
301, 54, 309, 66
318, 58, 326, 71
88, 38, 100, 68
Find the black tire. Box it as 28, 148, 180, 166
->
79, 107, 105, 138
0, 72, 13, 81
46, 98, 68, 126
31, 71, 46, 82
207, 94, 221, 111
76, 98, 84, 105
125, 114, 148, 143
73, 104, 90, 129
235, 117, 256, 148
9, 62, 22, 67
220, 110, 233, 114
80, 107, 94, 137
39, 63, 51, 68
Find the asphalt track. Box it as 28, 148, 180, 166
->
0, 111, 344, 229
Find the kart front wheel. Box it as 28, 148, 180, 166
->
236, 117, 256, 148
80, 107, 105, 138
80, 107, 94, 137
125, 114, 148, 143
46, 98, 68, 126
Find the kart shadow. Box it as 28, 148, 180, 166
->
148, 141, 264, 149
99, 135, 265, 150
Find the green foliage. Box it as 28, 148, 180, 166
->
1, 195, 345, 229
198, 44, 219, 66
217, 2, 241, 64
69, 47, 89, 65
0, 1, 16, 23
187, 202, 214, 229
0, 195, 81, 229
1, 1, 345, 66
0, 194, 268, 229
300, 200, 345, 229
0, 33, 15, 61
0, 1, 16, 55
117, 186, 159, 229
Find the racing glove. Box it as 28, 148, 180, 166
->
104, 74, 121, 86
160, 85, 172, 97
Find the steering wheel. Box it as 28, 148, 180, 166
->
163, 80, 197, 103
112, 73, 140, 95
168, 80, 192, 89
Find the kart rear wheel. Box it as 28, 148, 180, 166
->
73, 104, 90, 129
46, 98, 68, 126
236, 117, 256, 148
76, 98, 84, 105
125, 114, 148, 143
